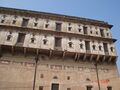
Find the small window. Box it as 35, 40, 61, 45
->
92, 45, 96, 50
90, 31, 92, 34
67, 76, 70, 80
110, 47, 114, 52
34, 23, 38, 27
43, 39, 47, 45
3, 15, 6, 18
107, 33, 109, 36
68, 27, 72, 31
83, 26, 88, 34
45, 24, 49, 28
39, 86, 43, 90
35, 18, 38, 21
14, 15, 18, 19
99, 45, 102, 51
12, 20, 16, 24
68, 42, 73, 48
31, 35, 36, 43
7, 34, 12, 41
80, 43, 83, 49
40, 74, 44, 78
21, 18, 29, 27
107, 86, 112, 90
78, 28, 81, 32
86, 86, 92, 90
67, 88, 71, 90
53, 76, 58, 79
96, 31, 98, 35
1, 20, 5, 23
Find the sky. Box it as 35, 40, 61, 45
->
0, 0, 120, 74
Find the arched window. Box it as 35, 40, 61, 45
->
80, 43, 83, 49
68, 42, 73, 48
110, 47, 114, 52
99, 45, 102, 51
31, 34, 36, 43
92, 45, 96, 50
43, 39, 47, 45
6, 32, 12, 41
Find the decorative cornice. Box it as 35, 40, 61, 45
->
0, 7, 113, 29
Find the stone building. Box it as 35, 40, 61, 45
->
0, 7, 119, 90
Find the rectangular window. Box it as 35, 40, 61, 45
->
39, 86, 43, 90
107, 86, 112, 90
86, 86, 92, 90
83, 26, 88, 34
17, 33, 26, 43
51, 83, 59, 90
67, 88, 71, 90
56, 23, 62, 31
55, 37, 61, 47
21, 18, 29, 27
85, 41, 90, 53
103, 43, 109, 55
100, 29, 105, 37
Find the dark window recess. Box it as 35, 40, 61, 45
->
78, 28, 81, 32
90, 31, 92, 34
17, 33, 26, 43
83, 26, 88, 34
51, 83, 59, 90
107, 86, 112, 90
110, 47, 114, 52
31, 37, 36, 43
85, 41, 90, 52
45, 24, 49, 28
7, 34, 12, 41
92, 45, 96, 50
39, 86, 43, 90
55, 37, 61, 47
67, 76, 70, 80
56, 23, 62, 31
43, 39, 47, 45
53, 76, 58, 79
68, 27, 72, 31
80, 43, 83, 49
107, 33, 109, 36
34, 23, 38, 27
40, 74, 44, 78
99, 45, 102, 51
12, 20, 16, 24
103, 43, 108, 54
67, 88, 71, 90
100, 29, 105, 37
3, 15, 6, 18
68, 42, 73, 48
14, 15, 18, 19
96, 31, 98, 35
1, 20, 5, 23
86, 86, 92, 90
21, 18, 29, 27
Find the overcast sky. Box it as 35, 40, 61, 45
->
0, 0, 120, 74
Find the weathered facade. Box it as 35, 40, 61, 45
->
0, 7, 119, 90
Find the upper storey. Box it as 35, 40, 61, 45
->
0, 7, 114, 40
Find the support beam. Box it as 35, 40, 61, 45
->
83, 54, 86, 61
74, 53, 78, 61
108, 56, 112, 63
11, 46, 14, 55
24, 48, 27, 57
62, 51, 66, 59
102, 56, 106, 62
36, 49, 39, 56
77, 54, 80, 61
49, 49, 52, 58
96, 55, 100, 62
90, 54, 93, 61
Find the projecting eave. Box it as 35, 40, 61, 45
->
0, 6, 113, 29
112, 38, 117, 42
